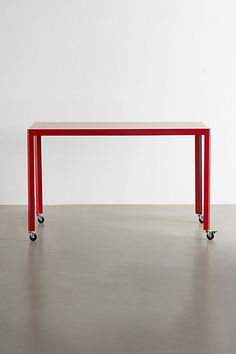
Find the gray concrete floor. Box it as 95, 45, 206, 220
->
0, 205, 236, 354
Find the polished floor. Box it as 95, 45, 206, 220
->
0, 205, 235, 354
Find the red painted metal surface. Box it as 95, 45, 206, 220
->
27, 132, 35, 232
28, 122, 208, 136
27, 122, 212, 234
35, 136, 43, 215
195, 135, 202, 215
203, 131, 211, 231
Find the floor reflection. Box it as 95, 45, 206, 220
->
26, 221, 216, 353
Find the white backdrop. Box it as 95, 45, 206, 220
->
0, 0, 235, 204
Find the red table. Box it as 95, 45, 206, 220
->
27, 122, 216, 241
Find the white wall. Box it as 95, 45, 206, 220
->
0, 0, 235, 205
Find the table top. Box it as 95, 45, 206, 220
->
28, 122, 209, 136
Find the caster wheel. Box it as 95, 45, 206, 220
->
206, 231, 216, 240
198, 215, 204, 224
29, 232, 37, 241
37, 215, 45, 224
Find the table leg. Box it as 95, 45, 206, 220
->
195, 135, 202, 216
35, 136, 43, 216
28, 132, 35, 233
203, 130, 210, 231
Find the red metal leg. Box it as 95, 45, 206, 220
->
203, 130, 210, 231
28, 131, 35, 232
35, 136, 43, 215
195, 135, 202, 215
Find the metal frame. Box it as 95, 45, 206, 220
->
27, 123, 215, 240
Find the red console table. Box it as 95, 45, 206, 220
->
27, 122, 216, 241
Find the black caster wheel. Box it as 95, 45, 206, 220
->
37, 215, 45, 224
206, 231, 216, 240
29, 232, 37, 241
198, 215, 204, 224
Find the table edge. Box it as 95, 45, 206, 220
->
27, 127, 210, 136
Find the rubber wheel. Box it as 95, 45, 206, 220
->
206, 231, 215, 240
199, 215, 204, 224
37, 216, 45, 224
29, 233, 37, 241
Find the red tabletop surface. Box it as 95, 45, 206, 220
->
28, 122, 209, 136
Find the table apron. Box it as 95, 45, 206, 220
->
29, 129, 209, 136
